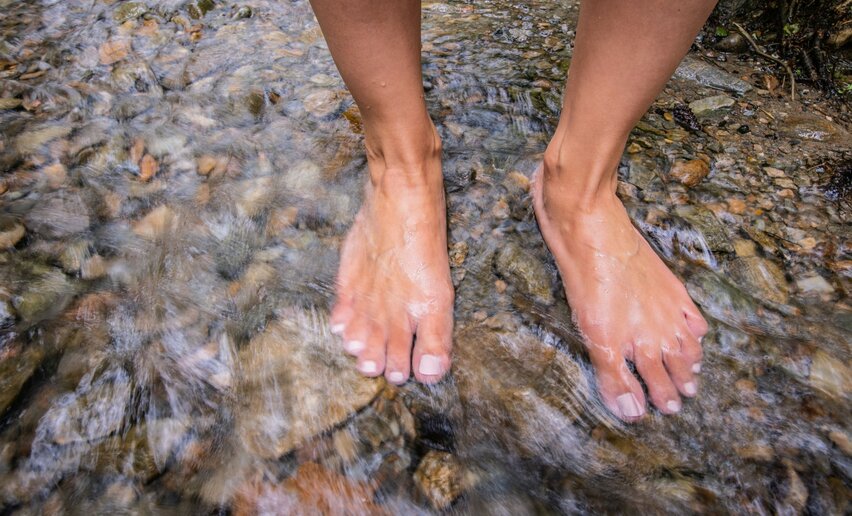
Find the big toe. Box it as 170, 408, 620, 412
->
593, 357, 647, 422
412, 312, 453, 384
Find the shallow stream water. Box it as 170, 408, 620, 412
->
0, 0, 850, 514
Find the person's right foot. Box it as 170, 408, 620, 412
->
329, 129, 454, 385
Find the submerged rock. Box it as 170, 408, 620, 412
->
236, 309, 384, 459
24, 195, 91, 239
494, 243, 554, 305
0, 343, 45, 415
669, 159, 710, 187
809, 350, 851, 401
414, 450, 473, 510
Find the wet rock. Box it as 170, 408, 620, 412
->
674, 206, 734, 253
303, 90, 342, 118
494, 243, 553, 305
283, 160, 322, 197
38, 367, 131, 444
236, 309, 384, 459
24, 195, 91, 239
233, 463, 378, 516
233, 5, 253, 19
688, 94, 735, 115
15, 125, 73, 155
779, 114, 848, 143
0, 218, 25, 248
113, 2, 147, 23
454, 325, 601, 464
728, 256, 789, 305
414, 450, 473, 510
808, 350, 850, 400
715, 33, 747, 52
0, 98, 22, 110
669, 159, 710, 187
139, 154, 159, 181
673, 56, 753, 94
132, 205, 176, 239
795, 275, 834, 295
0, 343, 45, 415
99, 40, 131, 66
829, 430, 852, 456
14, 270, 76, 323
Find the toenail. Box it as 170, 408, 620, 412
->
616, 393, 643, 418
418, 354, 443, 376
692, 362, 702, 373
684, 381, 697, 396
666, 400, 681, 413
331, 323, 345, 335
388, 371, 405, 383
358, 360, 377, 374
344, 340, 364, 353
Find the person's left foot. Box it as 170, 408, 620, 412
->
532, 163, 708, 421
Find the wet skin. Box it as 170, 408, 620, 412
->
329, 130, 454, 385
532, 166, 708, 420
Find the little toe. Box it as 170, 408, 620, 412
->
329, 297, 354, 335
590, 351, 647, 422
664, 333, 702, 397
384, 321, 413, 385
412, 312, 453, 384
683, 306, 709, 340
341, 311, 370, 356
356, 324, 387, 378
633, 341, 683, 415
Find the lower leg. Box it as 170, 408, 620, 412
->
536, 0, 715, 421
310, 0, 454, 384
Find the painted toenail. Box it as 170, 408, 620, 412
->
692, 362, 702, 373
344, 340, 364, 353
388, 371, 405, 383
616, 393, 643, 418
684, 381, 697, 396
358, 360, 377, 374
331, 323, 345, 335
418, 354, 443, 376
666, 400, 681, 413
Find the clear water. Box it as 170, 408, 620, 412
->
0, 0, 849, 514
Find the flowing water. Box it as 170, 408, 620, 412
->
0, 0, 850, 514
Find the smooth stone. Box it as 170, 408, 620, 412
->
494, 242, 554, 305
728, 256, 789, 305
808, 350, 851, 400
14, 125, 73, 155
674, 56, 753, 94
796, 275, 834, 295
24, 195, 91, 239
0, 343, 45, 415
235, 308, 384, 459
0, 219, 25, 248
688, 94, 736, 115
669, 159, 710, 187
779, 114, 848, 143
113, 2, 147, 23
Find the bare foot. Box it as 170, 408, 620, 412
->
532, 165, 708, 421
329, 131, 454, 385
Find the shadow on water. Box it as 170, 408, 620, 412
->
0, 0, 849, 513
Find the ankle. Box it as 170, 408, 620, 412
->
363, 118, 442, 184
541, 130, 625, 213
